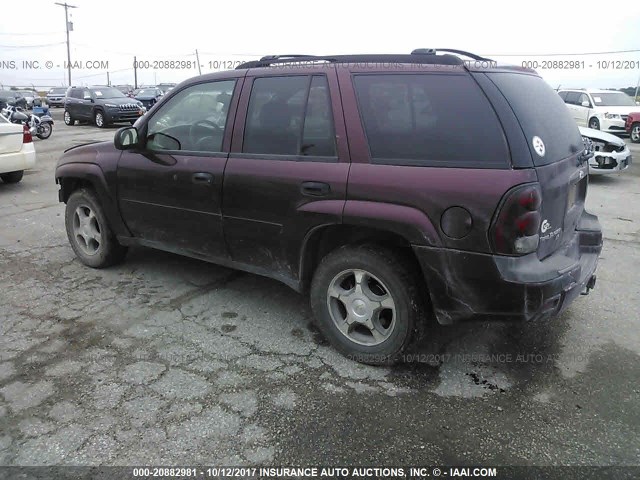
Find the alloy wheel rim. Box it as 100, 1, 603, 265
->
64, 111, 70, 124
72, 205, 102, 255
326, 269, 396, 346
96, 113, 103, 127
632, 126, 640, 141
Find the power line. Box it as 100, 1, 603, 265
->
487, 49, 640, 57
0, 42, 66, 48
0, 32, 65, 36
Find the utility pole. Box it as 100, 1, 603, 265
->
133, 56, 138, 89
107, 71, 110, 86
195, 49, 202, 75
55, 2, 77, 87
634, 72, 640, 103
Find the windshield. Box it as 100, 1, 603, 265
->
591, 92, 636, 107
136, 89, 157, 96
49, 88, 67, 94
17, 91, 33, 96
0, 91, 17, 98
90, 87, 127, 99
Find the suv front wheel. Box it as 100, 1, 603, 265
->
63, 110, 74, 126
310, 244, 424, 365
94, 110, 107, 128
65, 188, 128, 268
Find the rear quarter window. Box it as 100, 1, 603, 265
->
486, 73, 583, 166
353, 73, 510, 168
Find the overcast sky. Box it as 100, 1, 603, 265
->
1, 0, 639, 90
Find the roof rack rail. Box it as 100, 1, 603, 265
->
235, 52, 465, 70
433, 48, 494, 62
259, 54, 319, 61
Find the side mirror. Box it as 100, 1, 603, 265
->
114, 126, 139, 150
581, 100, 590, 107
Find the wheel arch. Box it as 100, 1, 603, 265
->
298, 223, 430, 296
56, 163, 130, 237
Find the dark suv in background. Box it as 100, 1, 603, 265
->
64, 86, 146, 128
54, 49, 602, 364
46, 87, 68, 107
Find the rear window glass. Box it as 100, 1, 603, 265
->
487, 73, 583, 166
353, 74, 509, 168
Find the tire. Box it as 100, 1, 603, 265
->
631, 122, 640, 144
589, 117, 600, 130
0, 170, 24, 184
65, 188, 128, 268
37, 122, 52, 139
94, 110, 107, 128
64, 110, 74, 126
310, 244, 426, 365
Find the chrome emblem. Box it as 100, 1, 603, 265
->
541, 219, 551, 233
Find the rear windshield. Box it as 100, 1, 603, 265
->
487, 72, 583, 166
49, 88, 67, 94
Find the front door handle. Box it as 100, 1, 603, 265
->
301, 181, 330, 196
192, 172, 214, 185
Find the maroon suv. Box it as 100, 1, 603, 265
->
55, 49, 602, 364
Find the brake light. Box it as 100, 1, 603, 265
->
22, 124, 32, 143
491, 183, 542, 255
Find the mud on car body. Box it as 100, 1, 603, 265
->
54, 49, 603, 364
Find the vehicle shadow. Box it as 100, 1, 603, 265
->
115, 245, 573, 391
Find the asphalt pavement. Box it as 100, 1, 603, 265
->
0, 109, 638, 467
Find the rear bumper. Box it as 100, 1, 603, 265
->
414, 210, 602, 324
0, 142, 36, 174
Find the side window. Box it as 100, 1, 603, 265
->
558, 91, 568, 101
353, 74, 509, 167
578, 93, 591, 107
82, 89, 92, 100
243, 75, 336, 157
302, 76, 337, 156
145, 80, 235, 153
69, 88, 81, 99
565, 92, 580, 105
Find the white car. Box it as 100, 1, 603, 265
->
579, 126, 631, 175
0, 114, 36, 184
558, 89, 638, 134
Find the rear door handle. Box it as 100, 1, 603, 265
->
192, 172, 214, 185
301, 181, 330, 196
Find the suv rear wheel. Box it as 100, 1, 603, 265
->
310, 244, 424, 365
65, 188, 127, 268
589, 117, 600, 130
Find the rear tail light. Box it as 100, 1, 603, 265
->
22, 124, 32, 143
490, 183, 542, 255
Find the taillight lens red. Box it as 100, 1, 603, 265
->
491, 183, 542, 255
22, 125, 32, 143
